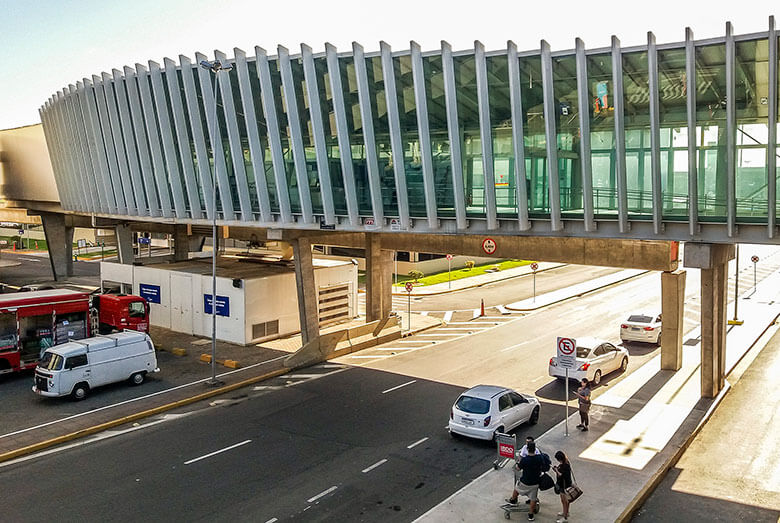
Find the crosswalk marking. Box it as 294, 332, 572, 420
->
443, 311, 453, 323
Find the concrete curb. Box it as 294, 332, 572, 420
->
388, 264, 565, 297
615, 311, 780, 522
0, 367, 290, 465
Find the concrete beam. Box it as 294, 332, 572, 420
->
115, 223, 134, 265
292, 238, 320, 346
40, 212, 73, 281
660, 269, 686, 371
683, 242, 735, 269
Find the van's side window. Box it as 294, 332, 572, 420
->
65, 354, 88, 369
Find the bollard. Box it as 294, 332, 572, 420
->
480, 299, 485, 317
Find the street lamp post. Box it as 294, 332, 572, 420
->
199, 58, 232, 387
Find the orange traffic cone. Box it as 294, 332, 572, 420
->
480, 299, 485, 317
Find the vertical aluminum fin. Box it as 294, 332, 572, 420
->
67, 85, 101, 212
112, 70, 149, 216
575, 38, 595, 232
541, 40, 562, 231
77, 80, 113, 213
725, 22, 736, 237
611, 36, 629, 232
768, 16, 777, 237
277, 46, 314, 224
325, 42, 359, 225
507, 41, 531, 231
64, 87, 95, 211
352, 42, 385, 224
475, 41, 499, 230
234, 48, 272, 222
685, 28, 699, 237
256, 46, 293, 223
301, 44, 336, 225
647, 32, 662, 234
93, 74, 127, 213
441, 41, 468, 230
214, 50, 254, 221
410, 40, 439, 228
100, 72, 136, 214
162, 58, 203, 219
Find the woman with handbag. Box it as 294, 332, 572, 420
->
552, 451, 573, 523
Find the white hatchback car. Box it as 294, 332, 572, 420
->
548, 337, 629, 386
448, 385, 540, 441
620, 313, 662, 344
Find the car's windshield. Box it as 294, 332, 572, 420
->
455, 395, 491, 414
627, 315, 653, 323
128, 301, 146, 318
38, 351, 63, 371
576, 347, 591, 358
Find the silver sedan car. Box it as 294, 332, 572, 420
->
620, 313, 662, 344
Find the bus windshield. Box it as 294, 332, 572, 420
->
38, 351, 63, 371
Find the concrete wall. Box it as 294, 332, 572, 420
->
244, 272, 299, 344
0, 124, 59, 203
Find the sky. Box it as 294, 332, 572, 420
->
0, 0, 777, 129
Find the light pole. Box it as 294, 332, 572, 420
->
199, 58, 232, 386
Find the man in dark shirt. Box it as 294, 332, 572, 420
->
506, 441, 544, 521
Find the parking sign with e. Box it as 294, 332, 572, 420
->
557, 337, 577, 369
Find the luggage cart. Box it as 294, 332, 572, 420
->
494, 433, 540, 519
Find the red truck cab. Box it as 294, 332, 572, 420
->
92, 294, 149, 334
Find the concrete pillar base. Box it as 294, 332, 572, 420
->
660, 269, 686, 371
40, 212, 74, 281
365, 234, 393, 322
293, 238, 319, 346
115, 223, 134, 265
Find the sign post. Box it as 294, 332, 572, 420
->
446, 254, 453, 290
729, 244, 742, 325
557, 337, 577, 437
751, 255, 759, 293
530, 262, 539, 302
405, 281, 414, 331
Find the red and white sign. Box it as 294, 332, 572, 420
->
482, 238, 497, 255
556, 337, 577, 370
405, 282, 414, 293
752, 255, 759, 263
498, 441, 516, 459
530, 262, 539, 271
446, 254, 453, 261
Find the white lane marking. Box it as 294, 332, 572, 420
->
320, 364, 346, 368
362, 459, 388, 473
415, 333, 459, 337
307, 486, 338, 503
350, 355, 392, 359
265, 518, 278, 523
382, 380, 417, 394
472, 308, 481, 319
286, 374, 328, 379
444, 322, 482, 325
0, 355, 289, 441
184, 439, 252, 465
496, 305, 510, 314
394, 339, 433, 344
375, 347, 413, 351
407, 437, 429, 449
443, 311, 453, 322
501, 340, 533, 352
420, 311, 429, 316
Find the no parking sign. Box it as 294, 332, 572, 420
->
557, 337, 577, 369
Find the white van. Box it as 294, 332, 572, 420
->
33, 331, 159, 400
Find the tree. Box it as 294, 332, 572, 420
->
408, 270, 424, 282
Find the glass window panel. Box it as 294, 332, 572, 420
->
289, 58, 323, 216
337, 57, 372, 215
247, 64, 279, 213
487, 55, 515, 217
454, 55, 483, 217
517, 55, 544, 215
269, 58, 300, 214
393, 55, 424, 217
424, 55, 454, 217
622, 50, 652, 217
587, 53, 616, 216
177, 69, 206, 213
227, 67, 259, 217
366, 56, 398, 216
552, 55, 581, 216
312, 57, 347, 216
694, 44, 727, 221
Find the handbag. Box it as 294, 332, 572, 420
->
564, 468, 583, 503
538, 472, 555, 491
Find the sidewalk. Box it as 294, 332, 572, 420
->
415, 295, 780, 522
391, 262, 566, 296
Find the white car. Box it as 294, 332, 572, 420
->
448, 385, 540, 441
620, 313, 662, 344
548, 337, 628, 386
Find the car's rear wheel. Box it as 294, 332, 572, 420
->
620, 357, 629, 372
655, 331, 662, 345
130, 371, 145, 386
71, 382, 89, 401
529, 407, 539, 425
592, 370, 602, 386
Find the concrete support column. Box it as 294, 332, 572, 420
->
365, 234, 392, 322
293, 237, 320, 346
172, 225, 202, 261
115, 223, 134, 265
660, 269, 686, 371
40, 212, 73, 281
684, 243, 734, 398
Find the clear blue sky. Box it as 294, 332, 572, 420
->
1, 0, 776, 129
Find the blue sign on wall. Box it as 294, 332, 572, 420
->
139, 284, 161, 304
204, 294, 230, 317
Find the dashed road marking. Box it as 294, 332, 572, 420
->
407, 437, 429, 449
307, 486, 338, 503
382, 380, 417, 394
362, 459, 388, 473
184, 439, 251, 465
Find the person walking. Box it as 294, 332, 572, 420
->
574, 378, 591, 431
552, 451, 573, 523
505, 441, 545, 521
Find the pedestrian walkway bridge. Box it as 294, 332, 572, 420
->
36, 18, 780, 244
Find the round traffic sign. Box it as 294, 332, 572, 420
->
557, 337, 575, 355
530, 262, 539, 271
482, 238, 497, 255
446, 254, 453, 261
405, 281, 414, 293
751, 255, 759, 263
